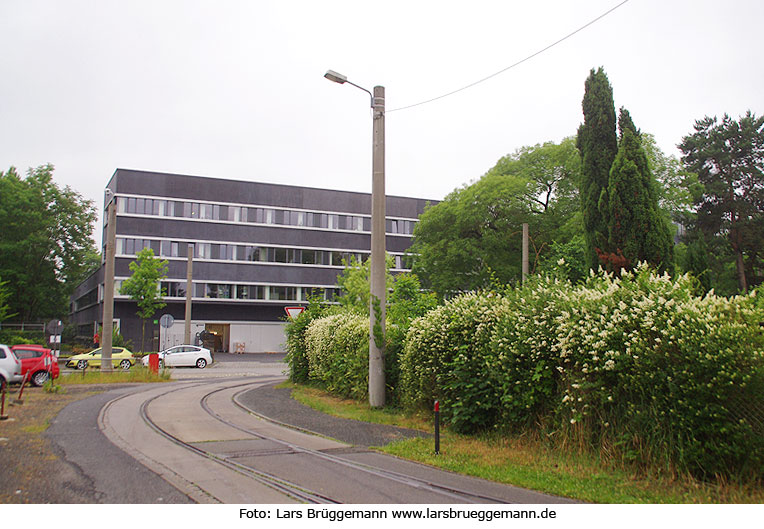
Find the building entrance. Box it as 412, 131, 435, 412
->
204, 324, 230, 353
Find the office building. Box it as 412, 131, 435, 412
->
69, 169, 432, 352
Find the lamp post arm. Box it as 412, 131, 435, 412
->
345, 80, 373, 108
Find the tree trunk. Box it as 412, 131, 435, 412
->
731, 226, 748, 293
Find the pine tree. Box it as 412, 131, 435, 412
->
577, 68, 618, 269
605, 108, 674, 272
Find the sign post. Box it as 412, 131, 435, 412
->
159, 314, 175, 351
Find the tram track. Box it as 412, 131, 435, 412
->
100, 375, 559, 504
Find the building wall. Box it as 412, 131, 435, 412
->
70, 169, 434, 352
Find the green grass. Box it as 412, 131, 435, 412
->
59, 365, 172, 385
286, 382, 764, 504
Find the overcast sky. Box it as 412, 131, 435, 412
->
2, 0, 763, 247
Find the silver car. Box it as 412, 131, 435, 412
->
0, 344, 23, 391
142, 345, 213, 369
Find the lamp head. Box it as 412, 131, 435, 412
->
324, 70, 347, 84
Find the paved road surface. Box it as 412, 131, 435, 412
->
47, 353, 575, 504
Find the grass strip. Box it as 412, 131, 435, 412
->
286, 383, 764, 504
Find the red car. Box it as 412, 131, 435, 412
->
11, 345, 60, 387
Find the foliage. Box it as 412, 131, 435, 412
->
641, 133, 701, 226
605, 108, 674, 272
0, 278, 14, 323
411, 138, 582, 297
284, 293, 335, 383
577, 67, 618, 270
399, 266, 764, 479
119, 247, 168, 351
679, 111, 764, 292
335, 255, 394, 312
385, 273, 439, 404
304, 312, 370, 400
400, 292, 511, 432
0, 164, 99, 322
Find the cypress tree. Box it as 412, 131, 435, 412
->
606, 108, 674, 272
577, 68, 618, 269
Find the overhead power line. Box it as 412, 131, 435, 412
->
388, 0, 630, 113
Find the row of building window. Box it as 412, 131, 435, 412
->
76, 282, 341, 311
160, 282, 339, 302
117, 237, 414, 269
117, 196, 416, 235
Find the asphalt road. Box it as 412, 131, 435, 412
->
43, 354, 574, 504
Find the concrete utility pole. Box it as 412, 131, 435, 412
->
369, 85, 386, 408
184, 244, 193, 344
522, 223, 529, 284
101, 194, 117, 372
324, 70, 387, 407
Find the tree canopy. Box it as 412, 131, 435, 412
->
679, 111, 764, 292
119, 247, 168, 351
0, 164, 99, 322
577, 67, 618, 269
604, 108, 674, 272
411, 138, 582, 296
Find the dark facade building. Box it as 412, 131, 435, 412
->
69, 169, 432, 352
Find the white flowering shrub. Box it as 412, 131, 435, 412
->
304, 312, 370, 399
556, 266, 764, 477
401, 292, 511, 432
491, 276, 571, 429
399, 264, 764, 478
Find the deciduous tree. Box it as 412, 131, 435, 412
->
412, 139, 582, 296
0, 164, 99, 321
120, 247, 168, 351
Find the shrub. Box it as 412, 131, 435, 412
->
400, 292, 511, 433
399, 264, 764, 479
304, 312, 369, 400
555, 266, 764, 478
284, 295, 334, 383
491, 276, 570, 431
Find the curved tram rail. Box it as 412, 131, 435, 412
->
104, 377, 517, 504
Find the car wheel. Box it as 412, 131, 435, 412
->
119, 359, 131, 370
1, 376, 6, 393
158, 359, 164, 369
196, 358, 207, 369
76, 360, 88, 370
32, 371, 50, 387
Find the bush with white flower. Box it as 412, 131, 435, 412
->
304, 312, 370, 399
400, 264, 764, 479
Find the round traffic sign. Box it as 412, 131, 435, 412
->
159, 314, 175, 328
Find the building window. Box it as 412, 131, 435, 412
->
269, 286, 297, 300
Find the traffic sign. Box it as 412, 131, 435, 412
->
159, 314, 175, 328
284, 306, 305, 319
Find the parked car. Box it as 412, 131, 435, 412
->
0, 344, 23, 391
11, 345, 60, 386
65, 347, 135, 370
142, 345, 212, 369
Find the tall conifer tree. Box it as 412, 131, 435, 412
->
577, 68, 618, 269
606, 108, 674, 272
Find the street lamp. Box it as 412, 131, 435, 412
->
325, 70, 386, 408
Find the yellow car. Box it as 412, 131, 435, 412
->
65, 347, 136, 370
